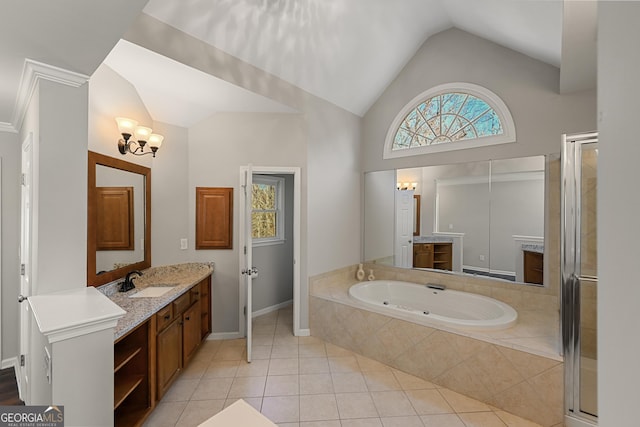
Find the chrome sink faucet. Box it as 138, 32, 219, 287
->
119, 270, 143, 292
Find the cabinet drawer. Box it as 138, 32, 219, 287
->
156, 304, 173, 332
173, 292, 191, 315
190, 286, 201, 303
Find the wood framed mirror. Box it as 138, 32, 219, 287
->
88, 151, 151, 287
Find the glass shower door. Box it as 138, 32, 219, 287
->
562, 132, 598, 425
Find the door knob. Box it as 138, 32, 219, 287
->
17, 295, 27, 303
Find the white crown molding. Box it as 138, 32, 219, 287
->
0, 121, 17, 133
12, 59, 90, 131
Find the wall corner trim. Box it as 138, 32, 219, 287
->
12, 59, 90, 132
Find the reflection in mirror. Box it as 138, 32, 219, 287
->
363, 155, 545, 286
88, 151, 151, 287
95, 165, 145, 273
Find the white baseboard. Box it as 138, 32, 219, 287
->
565, 415, 597, 427
208, 332, 244, 340
1, 357, 18, 370
295, 328, 310, 337
252, 300, 293, 318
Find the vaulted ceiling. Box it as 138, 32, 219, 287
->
0, 0, 597, 130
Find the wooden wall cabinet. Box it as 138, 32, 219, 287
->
413, 242, 453, 271
96, 186, 134, 250
196, 187, 233, 249
523, 250, 544, 285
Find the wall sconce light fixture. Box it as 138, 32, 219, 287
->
396, 182, 418, 190
116, 117, 164, 157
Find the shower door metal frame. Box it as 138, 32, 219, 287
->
561, 131, 598, 425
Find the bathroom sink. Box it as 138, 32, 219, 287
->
129, 286, 176, 298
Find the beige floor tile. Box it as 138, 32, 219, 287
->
363, 371, 402, 391
300, 421, 340, 427
223, 397, 263, 411
439, 388, 491, 413
420, 413, 466, 427
265, 374, 300, 396
274, 333, 300, 345
299, 336, 326, 346
160, 379, 199, 402
174, 399, 226, 427
370, 391, 416, 417
272, 344, 300, 358
254, 334, 276, 346
236, 358, 270, 377
179, 360, 209, 380
380, 415, 425, 427
458, 412, 508, 427
299, 344, 327, 358
405, 389, 454, 415
148, 308, 545, 427
254, 323, 277, 335
203, 360, 239, 378
335, 392, 379, 419
494, 411, 544, 427
299, 358, 330, 374
142, 401, 187, 427
219, 338, 246, 348
299, 374, 334, 395
214, 346, 245, 361
191, 377, 233, 400
262, 395, 300, 423
269, 358, 300, 375
339, 418, 383, 426
299, 394, 339, 421
331, 372, 368, 393
253, 345, 274, 360
328, 356, 361, 373
228, 376, 267, 398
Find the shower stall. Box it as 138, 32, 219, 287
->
561, 132, 598, 426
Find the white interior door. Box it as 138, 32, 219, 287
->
18, 134, 33, 402
394, 189, 414, 268
241, 166, 254, 362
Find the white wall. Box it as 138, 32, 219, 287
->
125, 16, 362, 333
21, 79, 88, 295
187, 112, 306, 333
0, 130, 20, 362
597, 3, 640, 425
362, 28, 596, 172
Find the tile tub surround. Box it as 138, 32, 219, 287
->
100, 262, 213, 339
309, 265, 563, 426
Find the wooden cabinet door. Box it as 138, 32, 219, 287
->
183, 302, 202, 366
156, 319, 182, 400
413, 244, 433, 268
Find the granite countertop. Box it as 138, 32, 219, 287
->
522, 244, 544, 254
102, 262, 213, 340
414, 235, 454, 243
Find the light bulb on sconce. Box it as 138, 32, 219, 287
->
116, 117, 164, 157
396, 182, 417, 191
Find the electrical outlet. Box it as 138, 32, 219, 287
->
448, 223, 453, 230
180, 238, 188, 250
479, 255, 485, 262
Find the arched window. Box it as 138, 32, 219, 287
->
384, 83, 516, 159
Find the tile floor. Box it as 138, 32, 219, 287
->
143, 306, 543, 427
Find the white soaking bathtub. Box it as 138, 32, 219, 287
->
348, 280, 517, 331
